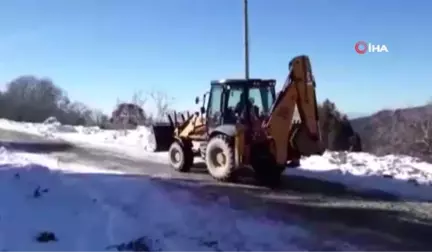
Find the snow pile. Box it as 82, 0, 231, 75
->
43, 116, 59, 125
0, 118, 78, 138
310, 152, 432, 185
0, 146, 28, 164
0, 118, 155, 151
41, 117, 77, 136
79, 126, 153, 148
286, 151, 432, 201
75, 126, 102, 135
0, 148, 333, 251
56, 126, 157, 154
42, 125, 77, 138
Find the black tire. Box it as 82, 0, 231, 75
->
168, 140, 193, 172
251, 147, 285, 188
205, 135, 236, 181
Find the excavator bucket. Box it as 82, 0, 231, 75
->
146, 111, 190, 152
147, 122, 175, 152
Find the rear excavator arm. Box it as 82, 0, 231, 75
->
263, 55, 324, 165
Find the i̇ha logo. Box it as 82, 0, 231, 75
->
355, 41, 389, 54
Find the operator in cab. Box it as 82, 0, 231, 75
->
235, 92, 259, 117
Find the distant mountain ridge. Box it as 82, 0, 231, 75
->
346, 112, 371, 119
350, 104, 432, 162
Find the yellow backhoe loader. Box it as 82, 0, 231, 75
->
150, 55, 324, 185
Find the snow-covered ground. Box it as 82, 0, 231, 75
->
0, 118, 168, 162
0, 118, 431, 201
285, 152, 432, 201
1, 147, 335, 251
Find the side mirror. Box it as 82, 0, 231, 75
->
195, 96, 200, 104
200, 106, 205, 114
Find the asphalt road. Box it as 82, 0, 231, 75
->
2, 129, 432, 250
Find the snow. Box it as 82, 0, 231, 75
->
285, 152, 432, 201
0, 147, 319, 251
0, 118, 432, 201
0, 118, 168, 162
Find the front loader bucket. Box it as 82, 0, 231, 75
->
146, 122, 175, 152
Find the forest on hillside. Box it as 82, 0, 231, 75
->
351, 105, 432, 162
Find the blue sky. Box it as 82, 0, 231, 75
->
0, 0, 430, 116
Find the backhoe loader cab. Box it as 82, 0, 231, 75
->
205, 79, 276, 130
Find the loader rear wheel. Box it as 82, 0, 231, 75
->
205, 135, 236, 181
168, 140, 193, 172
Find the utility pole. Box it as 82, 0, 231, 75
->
243, 0, 250, 79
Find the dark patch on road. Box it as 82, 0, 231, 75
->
0, 129, 74, 153
0, 141, 74, 153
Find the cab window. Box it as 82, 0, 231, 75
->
224, 87, 245, 123
207, 86, 223, 124
249, 86, 274, 115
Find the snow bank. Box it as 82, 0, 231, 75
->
301, 152, 432, 184
69, 126, 154, 150
0, 147, 326, 251
0, 118, 78, 138
0, 118, 155, 150
0, 118, 167, 162
286, 152, 432, 201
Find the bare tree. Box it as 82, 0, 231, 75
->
131, 90, 147, 108
111, 90, 149, 133
131, 90, 149, 125
148, 90, 174, 122
413, 119, 432, 156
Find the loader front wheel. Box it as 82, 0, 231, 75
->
168, 140, 193, 172
205, 135, 236, 181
